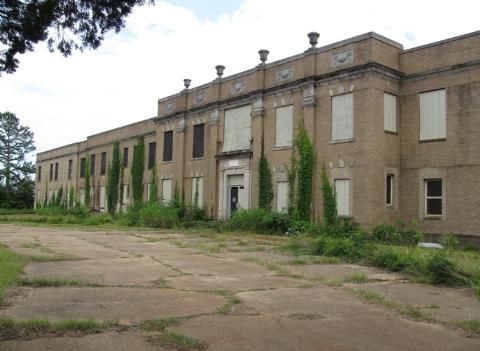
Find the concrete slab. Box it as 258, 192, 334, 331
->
173, 314, 479, 351
288, 263, 382, 280
348, 282, 480, 322
0, 332, 171, 351
1, 287, 226, 323
25, 257, 180, 286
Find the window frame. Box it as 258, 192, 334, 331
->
68, 160, 73, 180
386, 174, 394, 206
80, 158, 86, 178
275, 105, 293, 148
384, 93, 397, 133
38, 166, 42, 182
331, 93, 354, 142
49, 164, 53, 181
419, 89, 447, 141
148, 142, 157, 169
90, 154, 96, 176
163, 130, 173, 162
100, 152, 107, 175
334, 178, 350, 217
424, 179, 443, 217
123, 148, 129, 168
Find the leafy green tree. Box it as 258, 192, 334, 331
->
149, 164, 158, 203
107, 142, 121, 213
84, 157, 91, 208
258, 153, 273, 210
321, 167, 338, 226
295, 119, 315, 220
0, 1, 154, 75
0, 112, 35, 207
131, 136, 144, 205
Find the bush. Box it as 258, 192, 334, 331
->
227, 208, 291, 234
310, 235, 368, 262
286, 220, 317, 236
442, 234, 459, 250
427, 253, 459, 285
134, 203, 179, 229
371, 223, 400, 243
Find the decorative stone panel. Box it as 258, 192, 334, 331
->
276, 67, 293, 81
331, 49, 353, 67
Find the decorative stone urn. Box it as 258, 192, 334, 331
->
258, 49, 269, 64
308, 32, 320, 48
215, 65, 225, 78
183, 79, 191, 89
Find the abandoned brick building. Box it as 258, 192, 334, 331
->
35, 30, 480, 237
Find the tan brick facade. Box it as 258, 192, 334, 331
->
35, 31, 480, 237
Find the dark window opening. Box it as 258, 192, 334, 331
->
49, 164, 53, 181
425, 179, 443, 216
123, 148, 128, 168
193, 123, 205, 159
100, 152, 106, 175
90, 154, 96, 176
386, 174, 394, 205
80, 158, 86, 178
54, 163, 58, 180
163, 131, 173, 162
148, 142, 156, 169
38, 166, 42, 182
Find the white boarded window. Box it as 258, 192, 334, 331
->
191, 177, 204, 207
420, 89, 446, 140
147, 183, 152, 201
90, 187, 95, 207
276, 181, 289, 213
335, 179, 350, 216
223, 105, 251, 152
162, 179, 172, 204
48, 189, 53, 201
384, 93, 397, 132
122, 185, 129, 206
99, 186, 106, 211
79, 188, 85, 205
275, 105, 293, 147
332, 93, 353, 141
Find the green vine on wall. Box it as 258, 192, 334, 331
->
84, 157, 91, 208
295, 119, 315, 221
149, 164, 158, 203
131, 136, 145, 205
258, 152, 273, 209
107, 142, 121, 213
321, 167, 338, 226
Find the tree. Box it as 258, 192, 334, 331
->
321, 167, 337, 226
0, 1, 154, 75
131, 136, 144, 205
0, 112, 35, 207
295, 119, 315, 221
258, 152, 273, 210
107, 141, 121, 213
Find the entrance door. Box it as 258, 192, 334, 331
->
230, 186, 239, 216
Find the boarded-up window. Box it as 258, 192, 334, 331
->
90, 187, 95, 207
80, 158, 86, 178
162, 179, 172, 204
223, 105, 251, 152
163, 131, 173, 161
275, 105, 293, 147
100, 152, 106, 175
123, 148, 129, 168
54, 163, 58, 180
100, 186, 106, 211
49, 164, 53, 181
48, 189, 53, 201
90, 154, 96, 176
79, 188, 85, 205
147, 183, 152, 201
276, 181, 289, 213
420, 89, 446, 141
335, 179, 350, 216
68, 160, 73, 179
193, 124, 205, 158
384, 93, 397, 133
191, 177, 204, 207
148, 142, 156, 169
38, 166, 42, 182
332, 93, 353, 141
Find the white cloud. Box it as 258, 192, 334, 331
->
0, 0, 479, 154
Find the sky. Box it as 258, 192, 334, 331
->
1, 0, 479, 156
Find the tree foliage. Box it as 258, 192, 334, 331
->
131, 136, 144, 205
107, 141, 121, 213
84, 156, 90, 208
258, 152, 273, 210
148, 163, 157, 203
0, 0, 154, 75
0, 112, 35, 207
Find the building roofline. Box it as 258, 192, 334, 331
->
37, 141, 83, 157
401, 30, 480, 54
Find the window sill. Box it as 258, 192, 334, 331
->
423, 215, 443, 220
162, 161, 174, 164
273, 146, 293, 151
329, 138, 355, 145
192, 157, 205, 161
419, 138, 447, 143
384, 130, 398, 135
385, 204, 395, 209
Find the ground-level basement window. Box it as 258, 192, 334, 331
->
425, 179, 443, 216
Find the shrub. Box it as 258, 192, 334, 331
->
371, 223, 400, 244
321, 168, 337, 226
258, 153, 273, 209
400, 230, 423, 246
442, 234, 459, 250
286, 220, 317, 236
310, 235, 367, 262
137, 203, 179, 229
427, 253, 458, 285
226, 208, 291, 234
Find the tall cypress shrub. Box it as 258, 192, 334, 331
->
107, 142, 121, 213
131, 136, 145, 205
321, 167, 337, 226
295, 119, 314, 221
149, 164, 158, 203
258, 153, 273, 209
84, 157, 91, 208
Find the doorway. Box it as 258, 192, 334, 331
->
227, 174, 245, 217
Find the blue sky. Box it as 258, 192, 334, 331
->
167, 0, 242, 20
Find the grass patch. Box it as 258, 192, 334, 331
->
0, 318, 107, 339
215, 290, 242, 315
455, 319, 480, 336
17, 277, 98, 288
344, 273, 368, 283
20, 242, 42, 249
0, 244, 28, 304
153, 331, 205, 350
